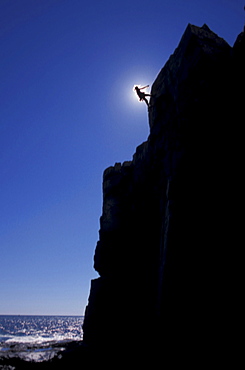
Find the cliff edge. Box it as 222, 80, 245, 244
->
83, 24, 244, 366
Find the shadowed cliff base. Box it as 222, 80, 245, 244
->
83, 23, 244, 367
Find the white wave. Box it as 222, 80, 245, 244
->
22, 351, 56, 362
0, 315, 83, 349
5, 335, 48, 345
5, 333, 82, 346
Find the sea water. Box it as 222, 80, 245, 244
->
0, 315, 83, 362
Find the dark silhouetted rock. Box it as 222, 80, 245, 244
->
83, 24, 244, 367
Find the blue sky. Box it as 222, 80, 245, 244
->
0, 0, 243, 315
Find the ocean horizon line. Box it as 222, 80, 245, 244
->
0, 314, 84, 317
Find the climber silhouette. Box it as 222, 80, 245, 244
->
134, 85, 151, 107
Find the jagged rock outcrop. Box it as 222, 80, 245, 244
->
83, 24, 244, 366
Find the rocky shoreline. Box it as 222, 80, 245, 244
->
0, 340, 85, 370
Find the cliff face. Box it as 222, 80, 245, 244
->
83, 24, 244, 365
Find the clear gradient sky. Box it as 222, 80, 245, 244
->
0, 0, 243, 315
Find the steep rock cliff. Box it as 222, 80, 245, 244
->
83, 24, 244, 366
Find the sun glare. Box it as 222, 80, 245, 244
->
131, 84, 151, 104
132, 85, 139, 103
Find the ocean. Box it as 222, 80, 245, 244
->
0, 315, 83, 363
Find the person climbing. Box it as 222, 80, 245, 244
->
134, 85, 151, 107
